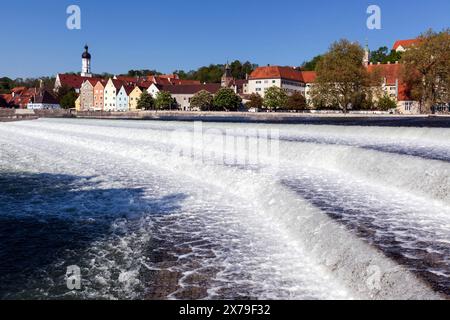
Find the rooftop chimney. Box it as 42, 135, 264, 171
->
387, 61, 391, 64
377, 62, 381, 65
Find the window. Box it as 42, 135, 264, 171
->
405, 101, 413, 111
256, 88, 262, 92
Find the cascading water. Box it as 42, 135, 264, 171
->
0, 118, 448, 300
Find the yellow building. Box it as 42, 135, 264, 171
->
129, 86, 143, 111
75, 95, 81, 111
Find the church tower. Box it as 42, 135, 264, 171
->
81, 45, 92, 77
221, 62, 234, 87
363, 41, 370, 68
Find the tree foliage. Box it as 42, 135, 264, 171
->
286, 91, 308, 110
136, 91, 155, 110
311, 39, 376, 112
301, 55, 323, 71
127, 70, 162, 77
213, 88, 242, 111
263, 87, 288, 111
59, 91, 78, 109
190, 90, 213, 111
155, 91, 176, 110
370, 46, 403, 64
401, 29, 450, 113
377, 94, 398, 111
245, 93, 264, 110
174, 60, 258, 83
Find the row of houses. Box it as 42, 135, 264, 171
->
0, 85, 60, 110
69, 39, 426, 114
1, 39, 435, 114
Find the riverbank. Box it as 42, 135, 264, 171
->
49, 110, 450, 128
2, 109, 450, 127
0, 109, 38, 122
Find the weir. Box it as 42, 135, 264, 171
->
0, 118, 449, 299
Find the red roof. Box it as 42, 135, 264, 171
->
170, 79, 202, 85
250, 66, 303, 82
367, 63, 403, 86
116, 76, 140, 84
392, 39, 421, 50
249, 66, 316, 83
109, 79, 125, 90
57, 74, 103, 90
158, 84, 221, 95
300, 71, 317, 83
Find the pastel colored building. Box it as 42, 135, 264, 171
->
103, 79, 123, 111
93, 80, 107, 111
79, 79, 97, 111
116, 85, 132, 111
129, 86, 143, 111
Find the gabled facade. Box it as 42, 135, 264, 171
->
80, 79, 96, 111
116, 85, 131, 111
393, 39, 421, 53
129, 86, 143, 111
27, 90, 60, 110
93, 80, 106, 111
103, 79, 123, 111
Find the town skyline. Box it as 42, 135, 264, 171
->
2, 0, 450, 78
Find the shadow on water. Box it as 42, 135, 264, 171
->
0, 172, 187, 299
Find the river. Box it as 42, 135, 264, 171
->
0, 118, 449, 300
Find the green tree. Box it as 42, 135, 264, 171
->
311, 39, 374, 113
174, 61, 258, 82
213, 88, 242, 111
370, 46, 403, 64
56, 85, 74, 102
377, 94, 398, 111
263, 87, 288, 111
401, 29, 450, 113
0, 77, 14, 94
155, 91, 176, 110
59, 91, 78, 109
286, 92, 307, 111
190, 90, 213, 111
245, 93, 264, 110
136, 91, 155, 110
301, 55, 323, 71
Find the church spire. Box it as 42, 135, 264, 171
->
363, 39, 370, 67
221, 61, 234, 87
81, 44, 92, 77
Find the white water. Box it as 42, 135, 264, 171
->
0, 118, 449, 300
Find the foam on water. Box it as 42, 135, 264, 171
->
0, 118, 449, 300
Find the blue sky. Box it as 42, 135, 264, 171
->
1, 0, 449, 78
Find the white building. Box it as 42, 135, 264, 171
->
104, 79, 123, 111
27, 90, 60, 110
392, 39, 420, 53
247, 66, 316, 102
81, 45, 92, 77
